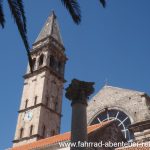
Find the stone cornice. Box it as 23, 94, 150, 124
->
30, 43, 68, 62
129, 119, 150, 132
18, 103, 62, 117
135, 137, 150, 143
31, 36, 65, 54
23, 66, 66, 83
33, 36, 65, 50
13, 134, 42, 143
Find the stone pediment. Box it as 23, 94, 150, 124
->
89, 85, 144, 105
87, 85, 150, 125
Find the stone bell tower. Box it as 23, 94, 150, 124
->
13, 11, 67, 147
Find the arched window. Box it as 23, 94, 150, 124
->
90, 109, 133, 141
49, 97, 53, 109
32, 58, 36, 70
54, 102, 58, 112
51, 130, 55, 136
30, 125, 33, 136
49, 55, 55, 68
52, 80, 57, 96
60, 62, 64, 75
25, 99, 28, 109
34, 96, 37, 106
58, 61, 62, 73
46, 96, 49, 107
42, 125, 46, 138
39, 54, 44, 66
20, 128, 24, 138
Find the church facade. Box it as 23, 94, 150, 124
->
87, 85, 150, 143
10, 12, 150, 150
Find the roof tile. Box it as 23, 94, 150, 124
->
11, 121, 111, 150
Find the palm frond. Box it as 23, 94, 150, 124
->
0, 0, 5, 28
7, 0, 33, 72
60, 0, 81, 24
17, 0, 27, 32
99, 0, 106, 8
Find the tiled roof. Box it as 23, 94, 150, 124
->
10, 121, 111, 150
116, 142, 150, 150
116, 146, 150, 150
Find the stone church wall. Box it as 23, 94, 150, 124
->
88, 122, 126, 150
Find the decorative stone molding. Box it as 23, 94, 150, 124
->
18, 103, 62, 117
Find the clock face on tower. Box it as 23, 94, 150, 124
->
24, 111, 33, 122
90, 109, 133, 142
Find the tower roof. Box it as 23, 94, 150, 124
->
34, 11, 63, 45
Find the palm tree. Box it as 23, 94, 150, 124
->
0, 0, 106, 72
0, 0, 33, 72
60, 0, 106, 24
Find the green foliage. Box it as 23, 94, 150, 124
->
0, 0, 33, 72
60, 0, 106, 24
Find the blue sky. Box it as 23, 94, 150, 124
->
0, 0, 150, 149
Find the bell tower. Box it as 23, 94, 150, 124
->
13, 11, 67, 147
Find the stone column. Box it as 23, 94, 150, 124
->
65, 79, 94, 150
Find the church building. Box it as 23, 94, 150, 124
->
10, 12, 150, 150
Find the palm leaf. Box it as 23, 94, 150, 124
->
60, 0, 81, 24
99, 0, 106, 8
17, 0, 27, 32
7, 0, 33, 72
0, 0, 5, 28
